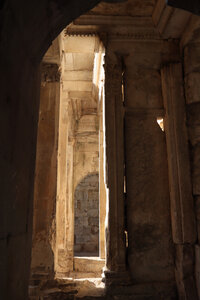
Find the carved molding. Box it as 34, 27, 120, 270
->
74, 15, 153, 26
65, 15, 160, 40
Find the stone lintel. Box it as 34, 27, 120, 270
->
66, 15, 159, 39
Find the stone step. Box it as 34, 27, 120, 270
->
76, 296, 153, 300
74, 257, 105, 275
68, 272, 103, 279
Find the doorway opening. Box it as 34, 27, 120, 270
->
30, 32, 107, 281
57, 34, 106, 278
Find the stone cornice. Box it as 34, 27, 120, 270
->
74, 15, 153, 26
65, 15, 160, 40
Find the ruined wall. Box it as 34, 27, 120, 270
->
74, 115, 99, 256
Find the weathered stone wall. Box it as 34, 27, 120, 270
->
0, 1, 100, 298
105, 39, 180, 287
2, 1, 200, 299
184, 33, 200, 298
74, 114, 99, 256
74, 173, 99, 256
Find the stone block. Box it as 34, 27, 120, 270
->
64, 53, 94, 71
0, 239, 7, 296
187, 125, 200, 147
6, 234, 30, 299
31, 234, 54, 274
88, 190, 99, 201
110, 40, 179, 70
125, 68, 163, 108
186, 102, 200, 125
64, 36, 98, 53
186, 102, 200, 146
195, 197, 200, 243
184, 43, 200, 75
185, 72, 200, 104
175, 244, 194, 279
62, 70, 93, 81
192, 144, 200, 195
88, 217, 99, 226
57, 249, 73, 272
63, 80, 92, 92
195, 245, 200, 299
88, 209, 99, 218
175, 273, 198, 300
125, 114, 174, 282
91, 225, 99, 234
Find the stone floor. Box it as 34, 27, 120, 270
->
29, 276, 177, 300
29, 256, 177, 300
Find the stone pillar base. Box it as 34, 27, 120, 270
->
102, 268, 132, 287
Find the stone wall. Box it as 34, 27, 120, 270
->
74, 114, 99, 256
2, 0, 200, 299
104, 40, 179, 285
74, 173, 99, 256
0, 1, 100, 298
184, 31, 200, 298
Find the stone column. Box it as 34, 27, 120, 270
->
161, 63, 198, 299
31, 63, 60, 279
56, 95, 75, 275
184, 41, 200, 300
65, 137, 75, 272
99, 97, 106, 259
103, 52, 127, 283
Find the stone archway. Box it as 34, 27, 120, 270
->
0, 1, 102, 299
1, 1, 200, 300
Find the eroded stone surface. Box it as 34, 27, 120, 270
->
2, 0, 200, 299
74, 173, 99, 255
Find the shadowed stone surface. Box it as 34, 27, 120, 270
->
1, 0, 200, 299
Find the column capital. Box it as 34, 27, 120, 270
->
41, 63, 61, 82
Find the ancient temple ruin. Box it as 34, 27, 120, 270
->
2, 0, 200, 299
